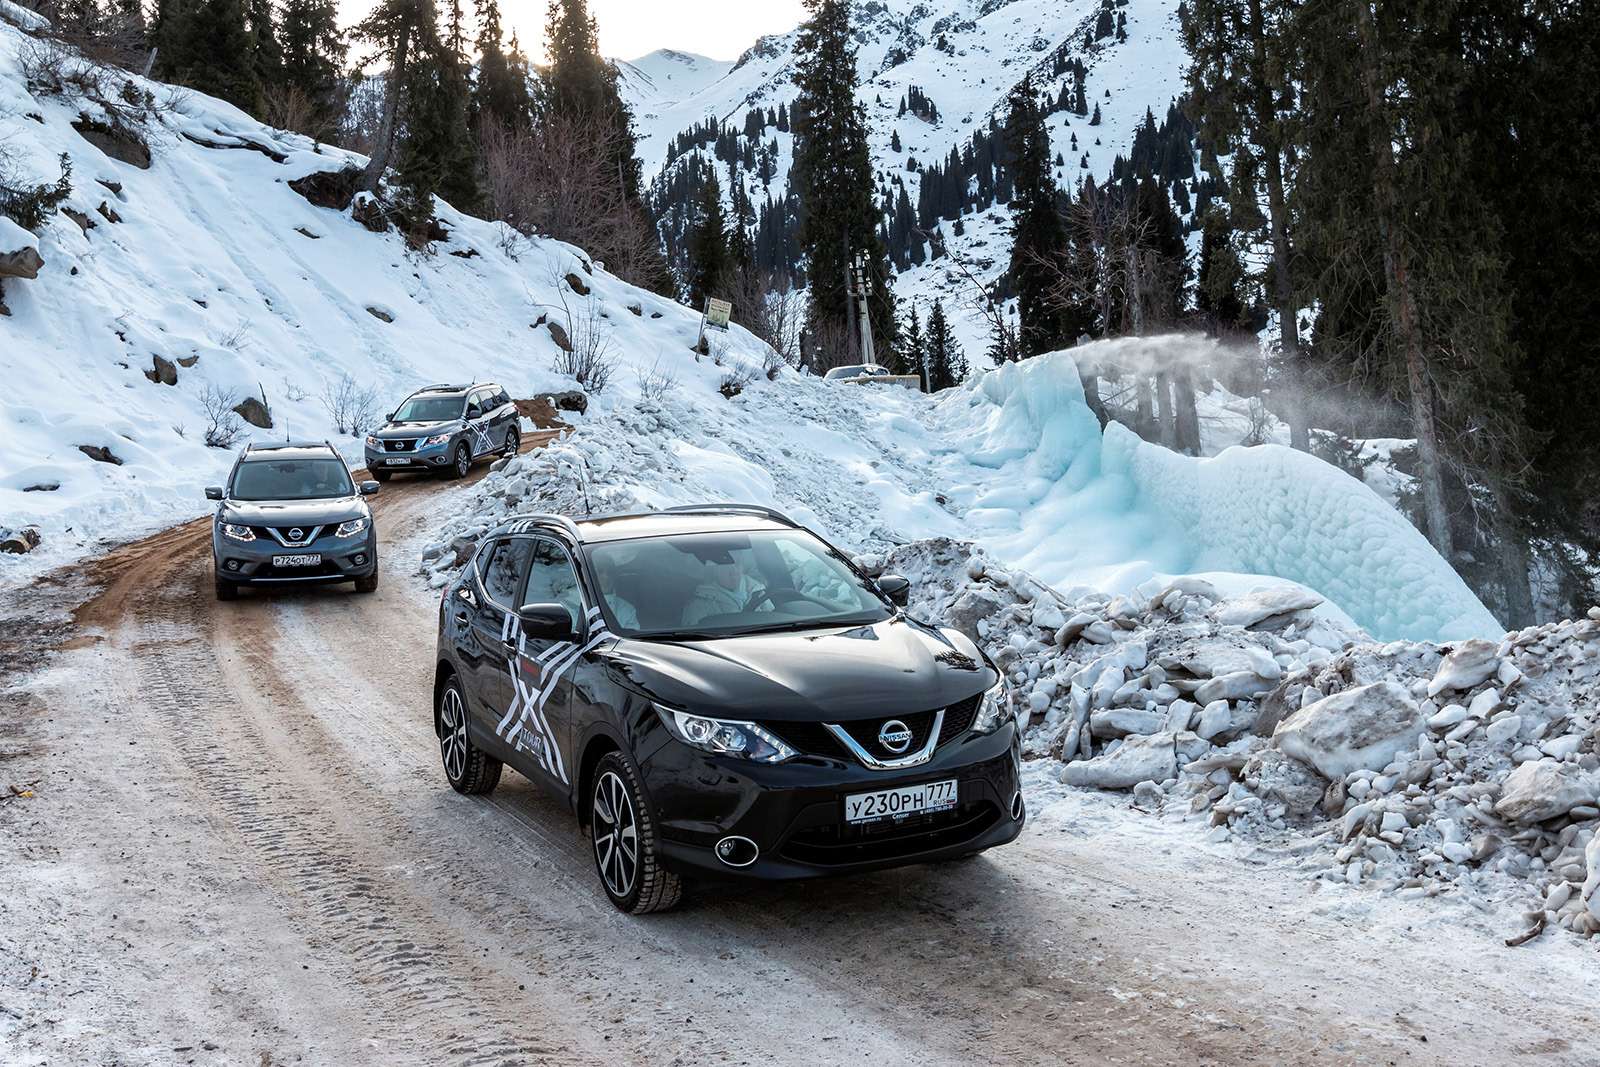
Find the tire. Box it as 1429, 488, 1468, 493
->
437, 677, 501, 795
354, 567, 378, 594
215, 574, 239, 601
372, 469, 392, 483
502, 425, 520, 458
447, 442, 471, 479
590, 751, 682, 915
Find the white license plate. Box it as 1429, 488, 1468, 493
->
272, 553, 321, 567
385, 457, 410, 465
844, 778, 958, 824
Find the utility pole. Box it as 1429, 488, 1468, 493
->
850, 250, 876, 366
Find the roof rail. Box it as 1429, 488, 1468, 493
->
660, 503, 801, 528
503, 512, 584, 540
245, 439, 335, 452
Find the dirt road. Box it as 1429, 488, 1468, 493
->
2, 462, 1595, 1066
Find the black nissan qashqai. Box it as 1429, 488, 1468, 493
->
432, 505, 1023, 914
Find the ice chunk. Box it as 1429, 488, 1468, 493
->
1273, 682, 1426, 779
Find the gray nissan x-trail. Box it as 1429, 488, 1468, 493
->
206, 441, 380, 600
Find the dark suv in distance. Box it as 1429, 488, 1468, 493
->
432, 505, 1023, 914
206, 441, 380, 600
364, 382, 519, 481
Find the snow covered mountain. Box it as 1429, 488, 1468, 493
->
620, 0, 1189, 352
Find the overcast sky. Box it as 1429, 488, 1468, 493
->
340, 0, 808, 63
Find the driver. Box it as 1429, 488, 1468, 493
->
682, 550, 763, 626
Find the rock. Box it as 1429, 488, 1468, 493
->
0, 244, 43, 280
0, 526, 42, 554
1243, 749, 1326, 815
366, 305, 393, 323
1030, 598, 1066, 632
1467, 687, 1501, 718
947, 586, 1009, 643
1062, 733, 1177, 790
288, 165, 362, 210
1583, 834, 1600, 922
1080, 620, 1115, 644
1056, 611, 1097, 644
71, 115, 151, 168
545, 320, 572, 352
1212, 585, 1324, 628
1427, 638, 1501, 696
233, 395, 272, 428
1428, 704, 1468, 730
1195, 671, 1274, 705
1273, 681, 1426, 779
1243, 644, 1283, 680
1195, 699, 1231, 742
1494, 760, 1595, 824
96, 200, 121, 224
78, 444, 122, 465
1162, 699, 1195, 732
1089, 707, 1165, 739
1486, 715, 1523, 746
143, 354, 178, 386
564, 271, 590, 296
1132, 780, 1165, 809
550, 390, 587, 413
63, 207, 94, 233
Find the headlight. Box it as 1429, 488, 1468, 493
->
334, 517, 370, 538
221, 523, 255, 542
971, 677, 1012, 734
365, 434, 381, 448
422, 432, 452, 447
658, 706, 795, 763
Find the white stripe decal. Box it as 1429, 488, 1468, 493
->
492, 609, 612, 785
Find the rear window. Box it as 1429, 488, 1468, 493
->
393, 396, 464, 422
231, 458, 353, 501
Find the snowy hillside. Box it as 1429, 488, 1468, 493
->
0, 16, 774, 574
616, 48, 735, 141
621, 0, 1188, 351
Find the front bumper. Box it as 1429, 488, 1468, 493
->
642, 723, 1023, 880
364, 437, 453, 472
214, 528, 378, 585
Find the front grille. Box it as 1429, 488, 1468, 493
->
266, 525, 322, 546
937, 694, 981, 744
385, 438, 415, 452
763, 721, 849, 760
836, 709, 937, 756
779, 801, 1000, 867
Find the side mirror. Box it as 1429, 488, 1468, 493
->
466, 404, 482, 419
877, 574, 911, 607
359, 480, 380, 496
517, 602, 578, 641
386, 410, 397, 422
205, 486, 224, 500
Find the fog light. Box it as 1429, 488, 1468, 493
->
225, 560, 241, 571
352, 554, 366, 565
714, 835, 758, 867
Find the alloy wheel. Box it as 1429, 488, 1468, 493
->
455, 445, 470, 477
439, 687, 468, 782
592, 770, 638, 899
504, 428, 519, 457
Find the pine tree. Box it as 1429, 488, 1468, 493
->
902, 304, 927, 390
1194, 206, 1246, 336
279, 0, 347, 137
472, 0, 528, 130
355, 0, 435, 192
688, 170, 731, 308
1004, 73, 1068, 357
925, 299, 964, 390
245, 0, 283, 97
792, 0, 896, 351
175, 0, 259, 110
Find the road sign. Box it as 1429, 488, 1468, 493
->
705, 297, 732, 331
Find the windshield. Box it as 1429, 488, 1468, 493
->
230, 458, 354, 501
392, 396, 464, 422
826, 365, 880, 379
585, 529, 891, 638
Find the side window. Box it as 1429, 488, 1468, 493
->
466, 391, 484, 418
493, 388, 511, 410
475, 537, 535, 607
524, 539, 585, 620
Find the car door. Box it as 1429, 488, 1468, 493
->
463, 389, 493, 458
460, 535, 535, 759
503, 537, 591, 792
486, 386, 514, 449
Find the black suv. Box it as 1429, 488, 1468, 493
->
432, 505, 1022, 914
206, 442, 380, 600
364, 382, 519, 481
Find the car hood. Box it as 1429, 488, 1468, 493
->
372, 420, 459, 440
220, 496, 369, 526
601, 615, 994, 721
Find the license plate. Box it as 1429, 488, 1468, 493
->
385, 457, 410, 465
844, 778, 958, 824
272, 554, 321, 567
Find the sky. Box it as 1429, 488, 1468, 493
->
339, 0, 808, 63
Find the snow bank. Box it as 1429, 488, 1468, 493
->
933, 338, 1499, 642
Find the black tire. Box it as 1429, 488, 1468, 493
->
354, 567, 378, 594
371, 469, 392, 483
437, 677, 501, 795
502, 425, 520, 458
447, 442, 471, 479
590, 751, 682, 915
215, 574, 239, 601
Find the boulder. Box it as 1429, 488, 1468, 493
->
366, 305, 394, 323
545, 320, 572, 352
0, 245, 43, 280
1426, 638, 1500, 696
564, 271, 591, 295
1212, 585, 1324, 629
1088, 707, 1165, 739
0, 526, 42, 554
1062, 733, 1177, 791
1243, 749, 1327, 816
288, 165, 362, 210
144, 354, 178, 385
947, 586, 1009, 643
78, 443, 122, 465
1493, 759, 1595, 825
1195, 670, 1274, 705
1273, 681, 1426, 779
233, 395, 272, 428
71, 115, 151, 168
550, 389, 587, 413
1194, 699, 1232, 742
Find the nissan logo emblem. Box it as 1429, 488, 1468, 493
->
878, 719, 913, 754
288, 528, 305, 541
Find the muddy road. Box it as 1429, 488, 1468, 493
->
2, 457, 1594, 1066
